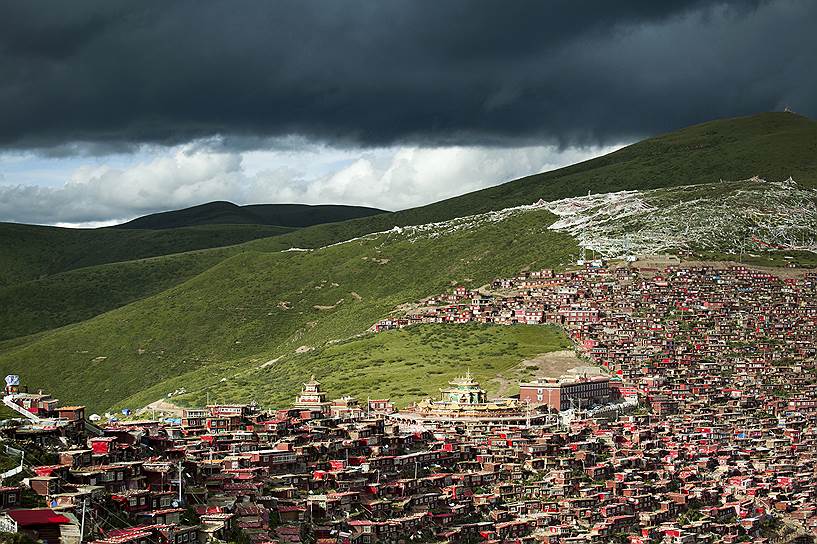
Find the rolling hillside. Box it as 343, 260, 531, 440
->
142, 324, 574, 410
337, 111, 817, 228
1, 111, 816, 412
115, 202, 387, 229
1, 203, 386, 288
0, 204, 387, 336
0, 207, 578, 411
174, 111, 817, 257
0, 246, 249, 341
4, 112, 814, 288
0, 222, 292, 288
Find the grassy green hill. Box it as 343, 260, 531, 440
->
0, 246, 250, 341
115, 202, 387, 229
133, 324, 573, 410
0, 222, 292, 288
0, 205, 385, 335
411, 111, 817, 221
4, 112, 814, 288
1, 111, 815, 412
0, 208, 577, 411
194, 111, 817, 256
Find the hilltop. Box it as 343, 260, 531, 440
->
184, 111, 817, 253
1, 112, 816, 412
385, 111, 817, 223
0, 202, 388, 288
0, 203, 384, 336
114, 201, 387, 229
4, 112, 814, 286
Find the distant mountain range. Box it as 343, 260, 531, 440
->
1, 111, 816, 412
114, 202, 387, 229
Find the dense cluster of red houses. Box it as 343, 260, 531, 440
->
368, 262, 817, 542
2, 262, 817, 543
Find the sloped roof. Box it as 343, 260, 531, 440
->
6, 508, 71, 526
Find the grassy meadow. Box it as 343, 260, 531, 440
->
132, 324, 573, 411
0, 222, 293, 287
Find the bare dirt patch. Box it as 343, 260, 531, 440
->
521, 350, 596, 377
139, 399, 184, 418
490, 350, 600, 397
314, 299, 344, 310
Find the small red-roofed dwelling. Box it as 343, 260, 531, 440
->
90, 437, 116, 455
0, 509, 76, 544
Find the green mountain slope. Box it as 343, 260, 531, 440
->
0, 222, 292, 288
215, 111, 817, 255
413, 111, 817, 221
115, 202, 387, 229
137, 324, 573, 410
0, 246, 249, 341
4, 112, 813, 289
0, 205, 385, 334
1, 112, 815, 412
0, 208, 577, 411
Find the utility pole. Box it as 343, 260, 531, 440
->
80, 499, 86, 543
177, 461, 183, 505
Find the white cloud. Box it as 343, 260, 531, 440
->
254, 145, 618, 211
0, 142, 619, 226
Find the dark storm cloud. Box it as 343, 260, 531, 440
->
0, 0, 814, 152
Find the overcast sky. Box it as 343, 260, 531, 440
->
1, 0, 815, 226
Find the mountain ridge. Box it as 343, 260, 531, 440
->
114, 201, 388, 230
